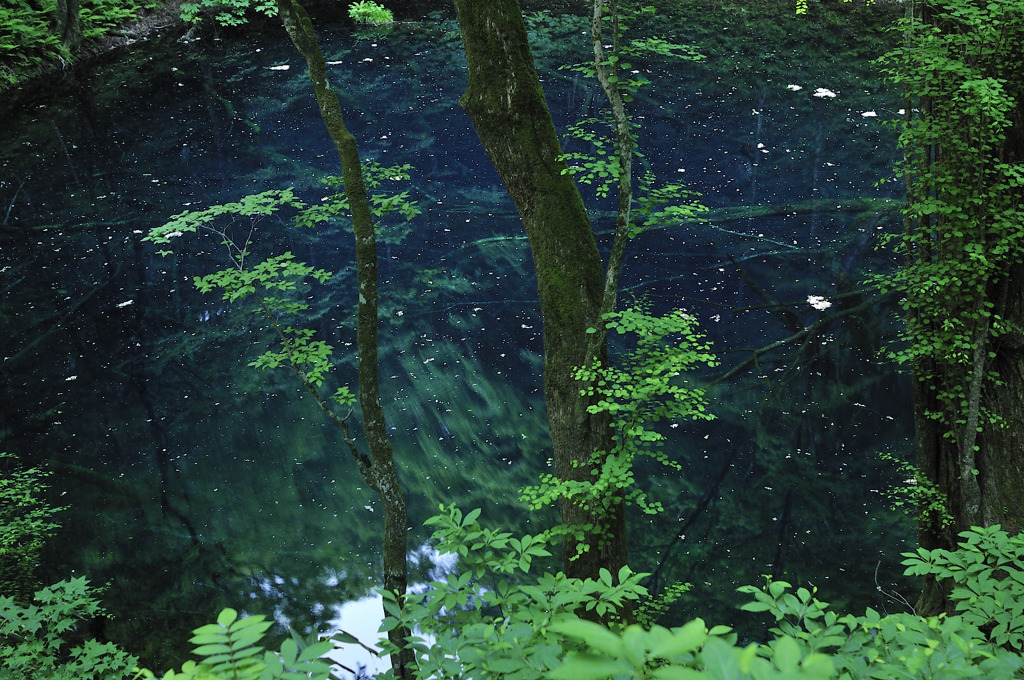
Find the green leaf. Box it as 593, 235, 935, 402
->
649, 619, 708, 658
548, 654, 633, 680
771, 635, 800, 672
550, 619, 625, 658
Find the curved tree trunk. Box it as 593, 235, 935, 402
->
452, 0, 628, 583
276, 1, 412, 675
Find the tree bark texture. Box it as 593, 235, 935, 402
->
54, 0, 81, 53
276, 1, 412, 675
452, 0, 628, 582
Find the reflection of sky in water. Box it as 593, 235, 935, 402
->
325, 544, 458, 676
0, 9, 914, 667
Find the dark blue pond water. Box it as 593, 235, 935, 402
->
0, 5, 916, 668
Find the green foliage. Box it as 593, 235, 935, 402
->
145, 189, 353, 392
875, 0, 1024, 442
579, 307, 717, 431
739, 577, 1021, 679
736, 527, 1024, 678
373, 523, 1024, 680
877, 451, 954, 530
0, 453, 64, 603
794, 0, 868, 16
630, 174, 706, 238
554, 10, 708, 278
0, 0, 156, 89
179, 0, 276, 26
0, 577, 138, 680
147, 191, 331, 394
551, 618, 833, 680
145, 169, 419, 399
520, 306, 716, 551
1, 579, 336, 680
634, 581, 693, 630
376, 504, 649, 680
11, 525, 1024, 680
557, 6, 705, 222
133, 607, 335, 680
902, 525, 1024, 652
537, 527, 1024, 679
80, 0, 154, 39
0, 2, 64, 87
145, 189, 307, 253
559, 117, 624, 200
194, 252, 330, 303
557, 6, 703, 103
294, 164, 420, 244
347, 1, 393, 26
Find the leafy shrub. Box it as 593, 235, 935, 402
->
0, 577, 137, 680
0, 0, 158, 89
902, 525, 1024, 652
6, 523, 1024, 679
133, 607, 336, 680
347, 1, 393, 26
0, 452, 64, 603
373, 520, 1024, 679
0, 2, 66, 88
551, 618, 833, 680
733, 526, 1024, 678
375, 504, 650, 680
739, 579, 1022, 679
0, 580, 337, 680
178, 0, 276, 26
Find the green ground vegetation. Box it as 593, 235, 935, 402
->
5, 516, 1024, 679
0, 0, 161, 89
0, 453, 63, 604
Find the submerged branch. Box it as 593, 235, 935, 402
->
708, 289, 894, 388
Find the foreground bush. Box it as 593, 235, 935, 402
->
3, 522, 1024, 679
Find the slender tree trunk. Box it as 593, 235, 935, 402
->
588, 0, 634, 337
451, 0, 628, 582
275, 1, 412, 675
54, 0, 81, 54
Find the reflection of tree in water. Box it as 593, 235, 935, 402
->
0, 3, 919, 663
625, 202, 914, 635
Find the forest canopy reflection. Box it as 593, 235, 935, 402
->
0, 0, 918, 667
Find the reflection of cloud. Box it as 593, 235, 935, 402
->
328, 542, 457, 676
807, 295, 832, 311
813, 88, 837, 99
861, 110, 878, 117
786, 84, 802, 91
328, 595, 388, 678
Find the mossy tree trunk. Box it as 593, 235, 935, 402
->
888, 0, 1024, 615
54, 0, 81, 53
914, 264, 1024, 616
452, 0, 628, 583
275, 1, 412, 675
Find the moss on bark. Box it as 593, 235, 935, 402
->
452, 0, 629, 584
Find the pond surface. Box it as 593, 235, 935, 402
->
1, 3, 917, 669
